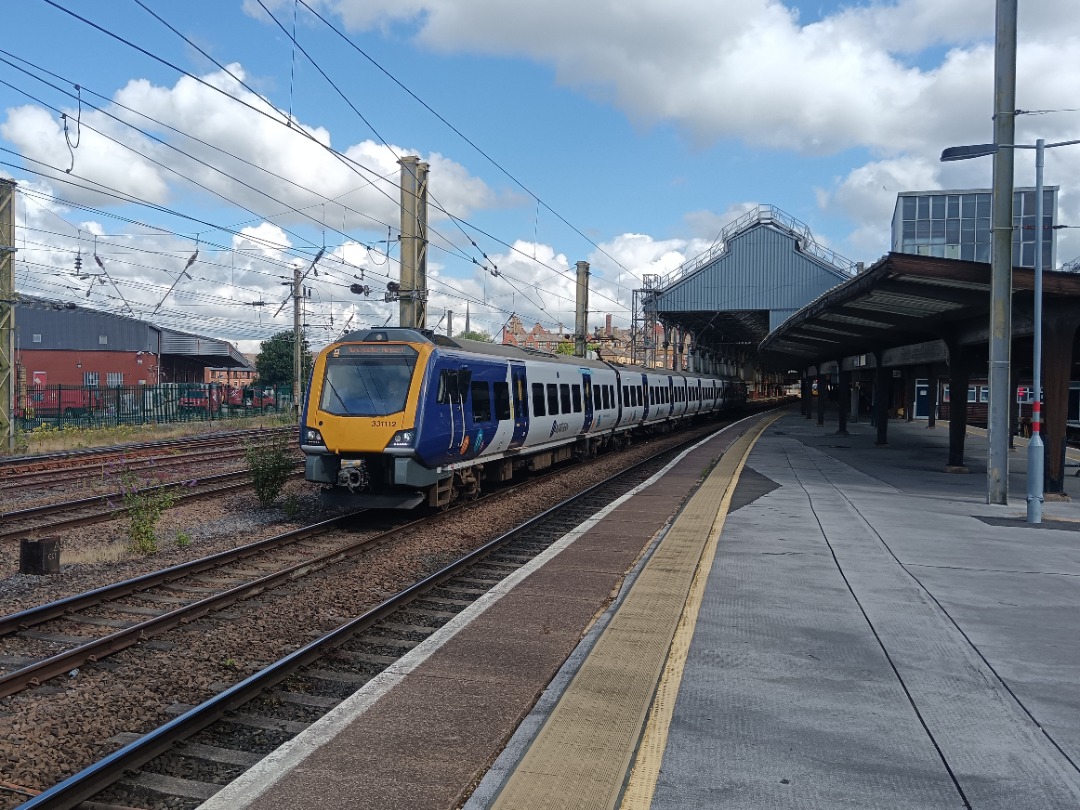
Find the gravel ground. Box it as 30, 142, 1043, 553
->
0, 423, 728, 806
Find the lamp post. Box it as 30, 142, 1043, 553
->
942, 137, 1079, 523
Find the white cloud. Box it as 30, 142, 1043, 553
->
2, 63, 500, 238
311, 0, 1080, 261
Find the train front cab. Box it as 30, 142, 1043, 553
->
302, 331, 440, 509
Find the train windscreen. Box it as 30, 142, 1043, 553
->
319, 344, 419, 416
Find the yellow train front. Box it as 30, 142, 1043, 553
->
301, 328, 438, 509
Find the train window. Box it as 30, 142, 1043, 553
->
547, 383, 560, 414
532, 382, 546, 416
602, 385, 611, 410
623, 385, 630, 405
320, 347, 419, 416
593, 384, 601, 408
437, 370, 458, 404
493, 382, 511, 421
572, 385, 582, 412
471, 381, 492, 423
560, 384, 572, 413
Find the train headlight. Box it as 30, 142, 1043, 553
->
388, 429, 415, 448
304, 427, 325, 446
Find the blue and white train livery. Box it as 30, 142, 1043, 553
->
300, 328, 747, 508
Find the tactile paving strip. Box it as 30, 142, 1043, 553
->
489, 418, 772, 810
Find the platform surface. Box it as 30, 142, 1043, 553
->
470, 413, 1080, 810
200, 411, 1080, 810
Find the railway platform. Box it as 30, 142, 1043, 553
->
197, 408, 1080, 810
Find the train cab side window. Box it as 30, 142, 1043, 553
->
436, 370, 458, 404
532, 382, 546, 416
471, 381, 492, 422
572, 385, 582, 413
493, 382, 511, 421
560, 384, 572, 413
547, 383, 560, 415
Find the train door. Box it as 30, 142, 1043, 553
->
580, 369, 594, 433
667, 376, 675, 416
614, 369, 624, 425
640, 373, 650, 421
509, 362, 529, 449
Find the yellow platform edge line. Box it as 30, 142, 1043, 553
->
488, 417, 777, 810
620, 414, 779, 809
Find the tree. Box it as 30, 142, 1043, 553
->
256, 331, 314, 389
555, 340, 576, 356
457, 329, 494, 342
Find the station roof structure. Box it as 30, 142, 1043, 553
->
646, 206, 858, 359
758, 251, 1080, 365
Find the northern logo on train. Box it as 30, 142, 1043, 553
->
549, 420, 570, 438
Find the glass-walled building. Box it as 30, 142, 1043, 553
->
891, 187, 1058, 269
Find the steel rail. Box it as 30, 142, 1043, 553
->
0, 467, 302, 543
0, 509, 412, 699
13, 416, 762, 810
0, 426, 293, 477
0, 510, 368, 637
0, 438, 285, 493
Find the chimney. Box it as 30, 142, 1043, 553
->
605, 313, 612, 337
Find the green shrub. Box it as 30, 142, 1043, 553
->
118, 470, 176, 554
246, 438, 295, 506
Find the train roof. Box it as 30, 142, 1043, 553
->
334, 327, 742, 381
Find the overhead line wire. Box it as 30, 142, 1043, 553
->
292, 0, 631, 275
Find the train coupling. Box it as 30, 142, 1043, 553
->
338, 459, 370, 493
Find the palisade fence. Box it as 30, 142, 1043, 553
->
15, 383, 294, 429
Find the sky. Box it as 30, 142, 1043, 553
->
2, 0, 1079, 354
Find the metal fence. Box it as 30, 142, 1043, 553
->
15, 383, 294, 429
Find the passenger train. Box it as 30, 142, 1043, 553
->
300, 328, 748, 508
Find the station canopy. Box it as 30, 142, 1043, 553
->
758, 252, 1080, 364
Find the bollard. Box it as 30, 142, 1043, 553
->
19, 537, 60, 575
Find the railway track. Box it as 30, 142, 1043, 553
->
0, 467, 303, 544
1, 417, 760, 810
0, 427, 293, 480
0, 437, 291, 498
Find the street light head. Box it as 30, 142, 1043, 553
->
940, 143, 1000, 162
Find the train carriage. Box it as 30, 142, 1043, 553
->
301, 328, 746, 509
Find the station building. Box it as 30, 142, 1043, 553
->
891, 186, 1058, 269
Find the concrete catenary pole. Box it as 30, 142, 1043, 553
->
987, 0, 1018, 504
446, 310, 453, 338
293, 262, 302, 420
397, 156, 429, 329
574, 260, 590, 357
0, 180, 14, 453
